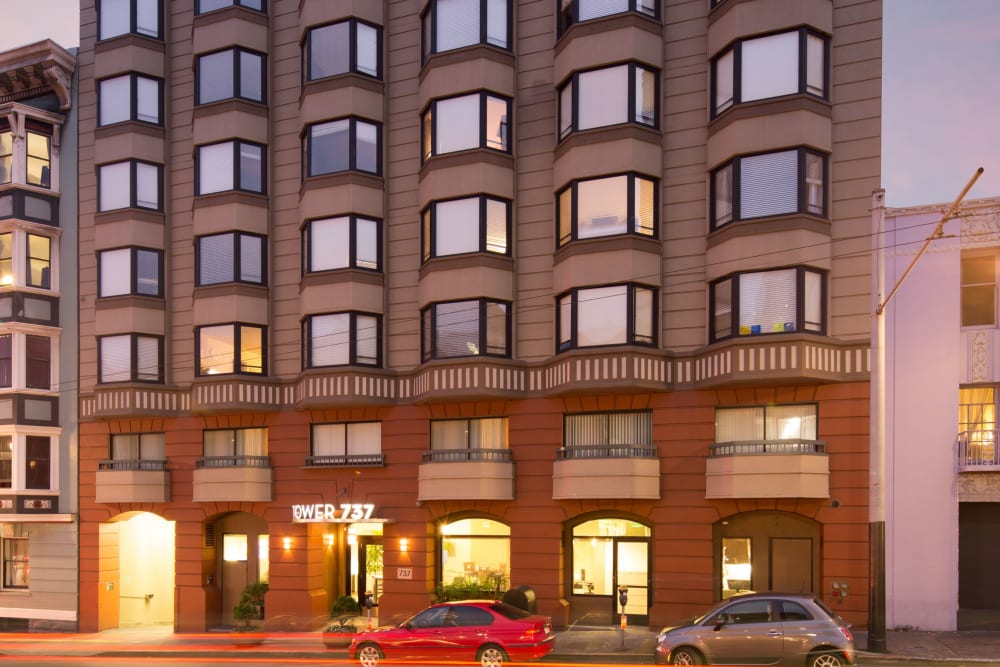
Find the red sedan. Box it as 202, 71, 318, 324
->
350, 599, 556, 667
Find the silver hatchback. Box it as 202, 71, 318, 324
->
654, 593, 855, 667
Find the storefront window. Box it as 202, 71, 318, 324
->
441, 518, 510, 591
571, 518, 650, 600
722, 537, 752, 598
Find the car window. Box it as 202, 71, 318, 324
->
410, 607, 449, 628
491, 601, 532, 620
453, 605, 494, 626
779, 601, 812, 621
812, 597, 841, 621
716, 599, 772, 625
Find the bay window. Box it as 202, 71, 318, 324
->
26, 129, 51, 188
196, 47, 265, 105
557, 172, 656, 246
196, 140, 265, 195
196, 0, 263, 13
558, 0, 659, 35
310, 421, 383, 467
422, 92, 510, 161
98, 333, 163, 383
711, 266, 825, 341
712, 28, 829, 117
557, 283, 656, 351
0, 333, 54, 390
421, 299, 510, 361
197, 323, 266, 375
0, 434, 57, 495
711, 148, 826, 229
98, 160, 162, 211
98, 73, 162, 126
1, 123, 54, 189
304, 215, 380, 272
98, 0, 161, 40
559, 62, 658, 139
26, 233, 50, 289
305, 117, 380, 177
305, 19, 381, 80
959, 386, 998, 467
421, 0, 510, 60
305, 312, 381, 368
196, 231, 265, 285
99, 246, 162, 297
422, 195, 510, 260
0, 129, 10, 184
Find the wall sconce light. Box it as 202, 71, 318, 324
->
324, 533, 335, 547
283, 536, 292, 551
399, 538, 408, 553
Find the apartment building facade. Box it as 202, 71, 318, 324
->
76, 0, 881, 632
0, 40, 78, 631
876, 194, 1000, 631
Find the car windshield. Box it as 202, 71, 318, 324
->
491, 601, 532, 620
691, 598, 732, 625
812, 597, 841, 622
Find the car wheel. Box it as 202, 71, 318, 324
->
671, 647, 704, 666
808, 651, 845, 667
357, 642, 384, 667
477, 644, 509, 667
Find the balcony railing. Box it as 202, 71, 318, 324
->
421, 449, 512, 463
957, 431, 999, 469
194, 455, 271, 469
98, 459, 167, 471
557, 444, 657, 459
710, 440, 827, 457
306, 454, 384, 467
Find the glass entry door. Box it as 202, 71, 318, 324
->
615, 539, 648, 624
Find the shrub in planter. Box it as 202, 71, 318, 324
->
330, 594, 360, 618
323, 614, 363, 648
233, 581, 269, 636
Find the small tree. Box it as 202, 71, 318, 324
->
233, 581, 268, 632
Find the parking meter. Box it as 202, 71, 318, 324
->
618, 585, 628, 612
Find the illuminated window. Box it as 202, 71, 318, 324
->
421, 299, 510, 361
224, 534, 248, 561
715, 404, 817, 443
203, 427, 268, 463
959, 386, 996, 466
196, 323, 266, 375
557, 173, 656, 246
430, 418, 508, 460
557, 283, 656, 351
2, 537, 29, 589
0, 129, 11, 184
440, 518, 510, 590
27, 234, 50, 289
571, 518, 650, 604
26, 130, 51, 188
309, 422, 383, 466
722, 537, 752, 598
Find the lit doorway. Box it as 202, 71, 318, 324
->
98, 512, 175, 629
568, 517, 651, 625
348, 521, 383, 623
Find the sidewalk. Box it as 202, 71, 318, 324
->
0, 624, 999, 664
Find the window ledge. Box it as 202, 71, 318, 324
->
94, 120, 164, 141
707, 214, 830, 247
94, 207, 164, 226
420, 253, 513, 279
193, 98, 268, 120
192, 4, 268, 29
95, 294, 165, 310
301, 268, 384, 290
554, 234, 661, 263
193, 282, 268, 299
419, 44, 514, 84
192, 190, 268, 210
94, 33, 165, 54
555, 11, 662, 56
419, 149, 514, 180
709, 94, 832, 135
555, 123, 661, 159
301, 171, 384, 194
302, 72, 384, 102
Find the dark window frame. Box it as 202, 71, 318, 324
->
97, 246, 163, 298
421, 91, 512, 162
97, 333, 165, 384
97, 0, 163, 41
421, 298, 512, 362
195, 46, 267, 105
194, 139, 267, 195
709, 266, 827, 342
557, 282, 658, 352
420, 0, 513, 63
195, 0, 265, 15
195, 322, 267, 377
303, 18, 383, 82
303, 116, 383, 178
0, 190, 59, 226
421, 194, 512, 262
556, 171, 658, 247
558, 60, 660, 140
97, 72, 164, 127
303, 311, 383, 369
303, 214, 383, 273
97, 159, 164, 212
195, 231, 267, 286
557, 0, 660, 36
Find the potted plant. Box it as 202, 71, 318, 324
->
324, 594, 362, 649
232, 581, 268, 644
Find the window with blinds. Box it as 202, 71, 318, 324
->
111, 433, 166, 461
565, 411, 652, 447
715, 404, 817, 442
422, 299, 510, 361
557, 0, 658, 35
312, 422, 382, 458
99, 333, 162, 383
711, 267, 825, 341
557, 283, 656, 351
306, 312, 380, 368
431, 417, 508, 450
559, 62, 659, 139
197, 232, 264, 286
422, 0, 509, 59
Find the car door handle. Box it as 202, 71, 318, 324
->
768, 631, 782, 636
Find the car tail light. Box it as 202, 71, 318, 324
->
839, 626, 854, 643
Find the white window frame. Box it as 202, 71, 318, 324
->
0, 331, 58, 391
0, 429, 60, 495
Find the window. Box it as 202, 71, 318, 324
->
26, 233, 50, 289
0, 337, 9, 387
98, 160, 161, 211
0, 124, 53, 189
0, 129, 10, 184
571, 518, 650, 598
422, 0, 510, 60
26, 130, 51, 188
305, 19, 381, 80
962, 253, 995, 327
715, 404, 818, 443
197, 323, 265, 375
422, 92, 510, 160
305, 117, 380, 177
421, 299, 510, 360
959, 386, 996, 467
0, 436, 9, 487
196, 232, 265, 285
25, 435, 50, 489
711, 267, 825, 341
305, 312, 381, 368
98, 73, 162, 126
713, 28, 828, 117
557, 0, 659, 35
25, 335, 50, 389
440, 518, 510, 589
304, 215, 381, 272
98, 0, 161, 40
2, 536, 29, 589
0, 233, 10, 286
557, 173, 656, 246
431, 417, 508, 454
196, 140, 265, 195
197, 47, 265, 104
564, 411, 652, 451
99, 334, 163, 383
110, 433, 166, 464
202, 428, 268, 463
196, 0, 264, 13
0, 435, 56, 495
0, 190, 58, 226
712, 148, 826, 228
557, 283, 656, 351
422, 195, 510, 260
99, 247, 162, 297
310, 422, 382, 466
559, 62, 658, 139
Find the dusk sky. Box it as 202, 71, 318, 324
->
5, 0, 1000, 208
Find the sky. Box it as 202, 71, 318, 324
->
5, 0, 1000, 208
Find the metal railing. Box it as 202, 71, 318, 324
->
421, 449, 512, 463
98, 459, 167, 471
305, 454, 384, 467
556, 444, 657, 459
957, 431, 1000, 468
194, 455, 271, 469
709, 440, 826, 457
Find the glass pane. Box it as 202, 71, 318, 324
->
436, 0, 480, 52
577, 175, 627, 239
714, 49, 734, 113
112, 434, 140, 460
240, 235, 263, 283
311, 313, 350, 366
100, 248, 130, 297
485, 301, 507, 355
739, 269, 797, 334
559, 83, 573, 138
635, 66, 656, 126
200, 325, 235, 374
198, 142, 234, 194
347, 422, 381, 455
806, 34, 825, 96
804, 270, 822, 331
741, 31, 799, 102
310, 22, 349, 79
199, 234, 234, 284
238, 143, 263, 192
559, 294, 572, 346
578, 65, 628, 130
239, 326, 264, 373
634, 287, 654, 343
136, 249, 160, 296
435, 198, 480, 256
136, 0, 159, 37
357, 217, 379, 269
431, 420, 469, 450
714, 164, 733, 225
240, 51, 263, 101
579, 0, 629, 21
485, 199, 507, 254
199, 50, 234, 104
486, 0, 507, 47
635, 177, 655, 236
435, 95, 480, 154
765, 404, 817, 440
136, 76, 160, 123
435, 301, 480, 357
99, 0, 130, 39
100, 335, 131, 382
356, 121, 379, 173
100, 76, 131, 125
136, 162, 160, 209
310, 217, 350, 271
485, 95, 508, 151
716, 407, 763, 441
141, 433, 166, 459
310, 120, 350, 175
713, 279, 732, 339
313, 423, 346, 456
99, 162, 131, 211
740, 150, 798, 219
722, 537, 752, 597
136, 336, 160, 381
357, 23, 379, 77
577, 285, 627, 346
357, 314, 379, 365
573, 537, 611, 594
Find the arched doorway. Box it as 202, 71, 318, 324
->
98, 512, 175, 629
567, 516, 651, 626
206, 511, 268, 628
713, 510, 821, 599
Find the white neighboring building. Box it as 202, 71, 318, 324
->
876, 192, 1000, 631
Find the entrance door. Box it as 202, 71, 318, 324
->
770, 538, 812, 593
615, 540, 649, 624
222, 534, 249, 625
